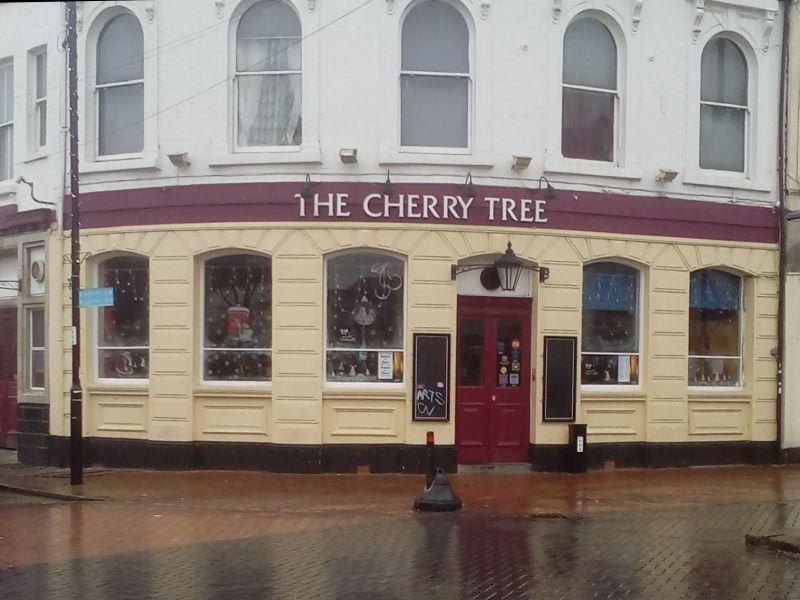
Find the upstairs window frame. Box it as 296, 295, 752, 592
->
399, 0, 472, 152
0, 59, 13, 182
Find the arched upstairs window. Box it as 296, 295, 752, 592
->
203, 254, 272, 382
562, 17, 618, 162
700, 37, 748, 172
401, 1, 470, 148
581, 262, 640, 385
98, 256, 149, 379
96, 13, 144, 156
235, 0, 302, 148
326, 252, 405, 383
689, 269, 742, 386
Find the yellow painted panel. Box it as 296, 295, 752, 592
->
410, 259, 453, 283
194, 396, 270, 441
650, 290, 688, 313
149, 395, 192, 421
675, 245, 700, 270
273, 256, 321, 281
151, 284, 192, 306
89, 393, 147, 436
652, 313, 687, 335
648, 400, 687, 423
412, 232, 457, 260
273, 305, 322, 328
151, 305, 192, 328
274, 329, 322, 352
688, 403, 748, 436
649, 356, 688, 379
651, 269, 689, 292
323, 401, 404, 442
651, 333, 690, 357
697, 246, 717, 267
582, 402, 645, 442
540, 286, 581, 311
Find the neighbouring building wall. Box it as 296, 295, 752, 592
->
783, 0, 800, 455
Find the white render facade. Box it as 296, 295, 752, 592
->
0, 0, 787, 470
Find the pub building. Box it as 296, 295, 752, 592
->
0, 0, 779, 471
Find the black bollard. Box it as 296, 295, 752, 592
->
426, 431, 435, 488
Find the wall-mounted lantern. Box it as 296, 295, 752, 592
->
450, 242, 550, 292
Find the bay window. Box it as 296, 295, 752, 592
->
96, 13, 144, 156
581, 262, 640, 385
326, 253, 404, 383
98, 256, 149, 380
700, 37, 748, 173
400, 1, 470, 149
689, 269, 742, 387
562, 18, 617, 162
235, 0, 302, 148
203, 254, 271, 382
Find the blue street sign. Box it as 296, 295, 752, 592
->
79, 287, 114, 308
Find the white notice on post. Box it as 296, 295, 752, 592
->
618, 356, 631, 383
378, 352, 393, 380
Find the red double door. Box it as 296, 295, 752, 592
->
455, 297, 532, 465
0, 309, 17, 449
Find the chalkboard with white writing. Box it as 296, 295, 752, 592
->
543, 336, 577, 422
413, 333, 450, 421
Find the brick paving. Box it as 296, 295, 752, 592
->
1, 489, 800, 599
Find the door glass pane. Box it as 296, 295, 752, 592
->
458, 318, 483, 386
496, 320, 523, 388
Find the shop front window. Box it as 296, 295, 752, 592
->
98, 256, 149, 379
203, 254, 271, 382
689, 269, 741, 386
326, 253, 404, 383
581, 262, 640, 385
29, 308, 44, 390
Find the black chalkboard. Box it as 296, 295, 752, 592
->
543, 336, 577, 422
413, 333, 450, 421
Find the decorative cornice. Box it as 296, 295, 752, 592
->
144, 1, 155, 22
632, 0, 644, 34
552, 0, 562, 23
214, 0, 224, 18
386, 0, 395, 15
480, 1, 490, 19
307, 0, 316, 13
692, 0, 705, 43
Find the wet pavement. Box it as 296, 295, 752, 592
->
2, 462, 800, 598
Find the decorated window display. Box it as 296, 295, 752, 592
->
581, 262, 640, 385
203, 255, 271, 382
688, 269, 741, 386
326, 253, 404, 383
98, 256, 149, 379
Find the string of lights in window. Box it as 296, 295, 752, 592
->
103, 267, 149, 303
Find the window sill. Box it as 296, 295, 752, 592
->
688, 388, 750, 401
683, 171, 772, 193
209, 148, 322, 167
0, 180, 18, 199
87, 383, 149, 394
322, 383, 406, 402
80, 154, 160, 175
379, 149, 494, 168
543, 152, 643, 181
23, 152, 48, 164
194, 386, 272, 398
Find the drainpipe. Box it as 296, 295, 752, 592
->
776, 0, 791, 457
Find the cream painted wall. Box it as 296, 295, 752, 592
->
49, 223, 779, 449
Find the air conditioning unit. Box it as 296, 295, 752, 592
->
30, 259, 46, 283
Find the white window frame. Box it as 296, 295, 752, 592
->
94, 14, 144, 160
580, 261, 644, 391
561, 17, 619, 164
27, 47, 47, 155
0, 58, 13, 183
323, 250, 407, 390
543, 9, 641, 180
398, 0, 472, 153
28, 307, 45, 391
698, 37, 750, 175
688, 270, 744, 391
95, 256, 150, 384
80, 3, 158, 172
233, 0, 303, 153
199, 253, 272, 387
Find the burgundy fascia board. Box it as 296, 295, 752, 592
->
0, 205, 56, 236
64, 182, 778, 244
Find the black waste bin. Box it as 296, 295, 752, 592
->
568, 423, 588, 473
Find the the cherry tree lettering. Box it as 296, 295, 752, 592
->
295, 192, 548, 224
